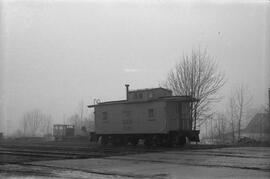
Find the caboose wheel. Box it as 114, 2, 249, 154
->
130, 138, 138, 146
111, 136, 127, 146
164, 139, 173, 147
144, 137, 153, 147
178, 136, 186, 146
101, 136, 108, 145
155, 136, 166, 147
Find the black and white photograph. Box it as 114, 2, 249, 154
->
0, 0, 269, 178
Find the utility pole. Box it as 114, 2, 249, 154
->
205, 119, 208, 141
268, 88, 270, 115
211, 116, 213, 144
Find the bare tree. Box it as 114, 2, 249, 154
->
67, 114, 81, 128
21, 109, 52, 137
22, 110, 42, 136
214, 113, 227, 143
40, 114, 53, 136
164, 49, 225, 130
229, 85, 252, 141
78, 100, 84, 121
228, 96, 237, 143
68, 101, 85, 129
67, 101, 95, 136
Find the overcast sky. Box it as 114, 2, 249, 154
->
0, 0, 269, 134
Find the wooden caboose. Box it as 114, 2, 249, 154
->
88, 85, 199, 146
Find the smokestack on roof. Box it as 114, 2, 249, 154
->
125, 84, 130, 101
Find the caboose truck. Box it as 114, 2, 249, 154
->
88, 85, 199, 146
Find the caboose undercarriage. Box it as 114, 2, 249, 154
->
90, 130, 199, 147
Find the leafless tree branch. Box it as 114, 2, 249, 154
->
163, 48, 226, 130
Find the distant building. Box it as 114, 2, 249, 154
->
53, 124, 75, 140
202, 88, 270, 144
242, 113, 270, 142
241, 88, 270, 142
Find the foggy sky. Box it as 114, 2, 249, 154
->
1, 0, 269, 134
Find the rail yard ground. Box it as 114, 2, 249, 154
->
0, 139, 269, 179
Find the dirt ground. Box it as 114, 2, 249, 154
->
0, 147, 269, 179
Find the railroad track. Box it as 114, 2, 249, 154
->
0, 143, 92, 150
0, 148, 106, 159
0, 144, 165, 164
0, 141, 231, 165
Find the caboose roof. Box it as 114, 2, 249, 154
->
87, 95, 198, 108
128, 87, 172, 93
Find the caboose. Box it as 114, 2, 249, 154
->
88, 85, 199, 146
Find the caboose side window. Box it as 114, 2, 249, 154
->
123, 110, 131, 117
148, 92, 153, 99
102, 112, 108, 120
148, 108, 154, 118
131, 93, 135, 100
181, 103, 190, 120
